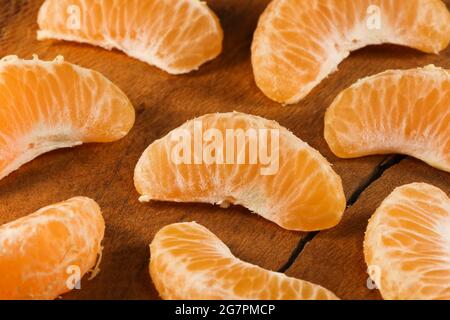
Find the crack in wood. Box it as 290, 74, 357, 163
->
277, 154, 406, 273
346, 154, 406, 207
277, 231, 319, 273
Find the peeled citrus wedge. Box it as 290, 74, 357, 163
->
150, 222, 339, 300
325, 66, 450, 172
251, 0, 450, 104
364, 183, 450, 300
0, 55, 135, 181
0, 197, 105, 300
134, 112, 346, 231
37, 0, 223, 74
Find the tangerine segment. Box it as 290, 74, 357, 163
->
251, 0, 450, 104
0, 55, 135, 181
134, 112, 346, 231
0, 197, 105, 300
325, 66, 450, 172
364, 183, 450, 300
37, 0, 223, 74
150, 222, 339, 300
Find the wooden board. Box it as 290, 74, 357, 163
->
0, 0, 448, 300
286, 159, 450, 300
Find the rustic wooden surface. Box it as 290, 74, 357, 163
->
286, 159, 450, 300
0, 0, 448, 300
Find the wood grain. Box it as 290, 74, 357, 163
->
286, 159, 450, 300
0, 0, 448, 299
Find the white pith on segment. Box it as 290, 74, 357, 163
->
251, 0, 450, 104
134, 112, 346, 231
150, 222, 340, 300
324, 66, 450, 173
0, 55, 135, 180
37, 0, 223, 74
364, 183, 450, 300
0, 197, 105, 300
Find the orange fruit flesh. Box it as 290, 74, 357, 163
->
150, 222, 339, 300
325, 66, 450, 173
0, 197, 105, 300
134, 112, 346, 231
37, 0, 223, 74
364, 183, 450, 300
0, 55, 135, 180
252, 0, 450, 104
